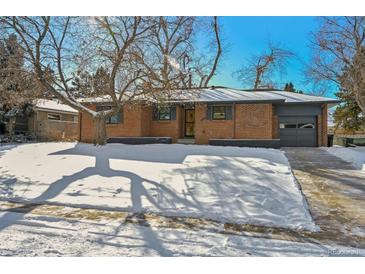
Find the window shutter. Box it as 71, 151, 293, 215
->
170, 106, 176, 120
206, 105, 212, 120
226, 105, 233, 120
153, 106, 159, 120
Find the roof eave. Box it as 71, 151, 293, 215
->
34, 107, 78, 115
166, 99, 286, 104
278, 100, 342, 105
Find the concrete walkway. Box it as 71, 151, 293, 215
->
283, 148, 365, 247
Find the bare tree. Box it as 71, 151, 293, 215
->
134, 16, 195, 92
307, 16, 365, 117
339, 47, 365, 118
133, 16, 222, 96
196, 16, 222, 88
234, 44, 294, 89
0, 16, 153, 145
0, 16, 223, 144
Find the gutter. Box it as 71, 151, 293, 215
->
275, 100, 342, 105
168, 99, 286, 105
77, 97, 342, 106
34, 107, 79, 115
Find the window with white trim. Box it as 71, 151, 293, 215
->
47, 113, 61, 121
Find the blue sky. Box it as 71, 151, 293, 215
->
209, 16, 320, 92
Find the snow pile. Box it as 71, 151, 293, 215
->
0, 142, 317, 231
326, 146, 365, 172
0, 212, 362, 256
34, 99, 78, 114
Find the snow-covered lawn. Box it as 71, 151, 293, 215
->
0, 142, 316, 231
0, 212, 362, 256
325, 146, 365, 172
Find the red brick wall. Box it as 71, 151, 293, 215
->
317, 104, 328, 147
194, 103, 274, 145
80, 103, 183, 143
194, 104, 234, 144
140, 105, 152, 136
234, 104, 273, 139
80, 105, 95, 143
149, 105, 182, 142
80, 101, 329, 147
106, 105, 144, 137
80, 104, 145, 143
272, 105, 279, 139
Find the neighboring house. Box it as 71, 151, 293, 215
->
29, 99, 79, 141
79, 87, 340, 147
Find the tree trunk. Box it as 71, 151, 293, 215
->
253, 73, 261, 89
94, 116, 107, 145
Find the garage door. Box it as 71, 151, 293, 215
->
279, 116, 317, 147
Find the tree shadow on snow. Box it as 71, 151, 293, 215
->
0, 142, 288, 256
0, 143, 202, 255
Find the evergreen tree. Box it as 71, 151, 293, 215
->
283, 82, 303, 93
0, 35, 41, 135
71, 67, 111, 98
333, 90, 365, 133
0, 34, 41, 110
284, 82, 295, 92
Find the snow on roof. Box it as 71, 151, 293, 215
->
77, 87, 341, 105
252, 90, 340, 104
78, 95, 116, 103
168, 88, 284, 103
34, 99, 78, 114
168, 88, 341, 104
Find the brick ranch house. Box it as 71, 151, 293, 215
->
78, 87, 340, 148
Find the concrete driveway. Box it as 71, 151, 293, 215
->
283, 148, 365, 247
